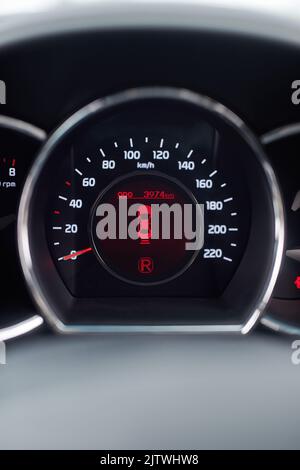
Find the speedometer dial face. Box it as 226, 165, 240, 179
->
47, 124, 249, 295
18, 88, 284, 332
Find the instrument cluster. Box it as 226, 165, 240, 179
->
0, 21, 299, 338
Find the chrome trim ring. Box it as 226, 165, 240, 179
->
0, 115, 45, 339
0, 115, 46, 142
0, 315, 43, 342
261, 123, 300, 146
261, 122, 300, 335
17, 87, 285, 334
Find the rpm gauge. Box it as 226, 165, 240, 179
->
18, 88, 284, 333
0, 116, 46, 339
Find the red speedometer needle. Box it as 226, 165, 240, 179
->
63, 247, 92, 261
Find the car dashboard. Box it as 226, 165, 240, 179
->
0, 0, 300, 451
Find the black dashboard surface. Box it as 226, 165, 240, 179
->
0, 331, 298, 450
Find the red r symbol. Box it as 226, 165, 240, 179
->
295, 276, 300, 289
138, 257, 154, 274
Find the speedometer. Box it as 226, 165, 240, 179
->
18, 88, 284, 333
49, 132, 247, 291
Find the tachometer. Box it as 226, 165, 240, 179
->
18, 88, 284, 333
0, 115, 46, 339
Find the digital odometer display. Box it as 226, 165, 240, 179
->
46, 97, 250, 298
90, 172, 201, 285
